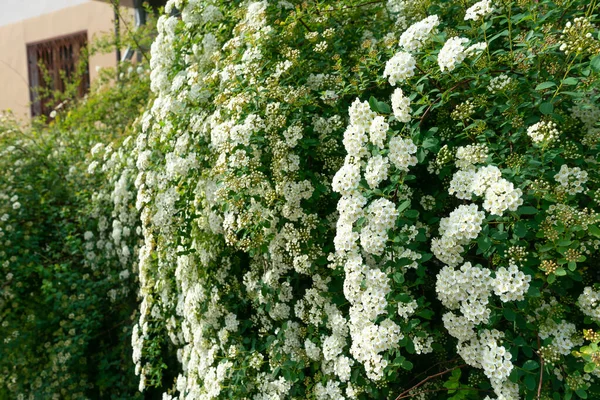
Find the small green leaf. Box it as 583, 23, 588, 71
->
575, 389, 588, 399
589, 225, 600, 238
535, 81, 556, 90
378, 101, 391, 114
539, 102, 554, 115
518, 206, 538, 215
524, 374, 537, 391
398, 199, 411, 214
514, 221, 527, 238
547, 273, 556, 284
522, 360, 539, 371
422, 137, 439, 150
562, 77, 578, 86
405, 209, 420, 218
503, 308, 516, 321
478, 235, 492, 252
568, 261, 577, 271
591, 55, 600, 72
555, 268, 567, 276
584, 362, 596, 373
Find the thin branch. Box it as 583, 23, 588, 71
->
405, 357, 460, 386
298, 18, 314, 32
109, 0, 151, 64
537, 335, 544, 400
394, 364, 467, 400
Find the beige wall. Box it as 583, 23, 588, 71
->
0, 1, 121, 120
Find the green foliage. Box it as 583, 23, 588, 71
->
0, 66, 150, 398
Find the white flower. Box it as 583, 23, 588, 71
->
391, 88, 411, 122
388, 136, 417, 171
465, 0, 493, 21
383, 51, 416, 86
369, 116, 389, 149
364, 155, 390, 189
399, 15, 440, 52
438, 37, 469, 72
527, 120, 560, 144
554, 164, 588, 195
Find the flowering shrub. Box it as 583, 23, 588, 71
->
121, 0, 600, 399
0, 67, 151, 399
5, 0, 600, 399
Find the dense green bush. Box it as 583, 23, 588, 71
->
3, 0, 600, 399
127, 0, 600, 399
0, 67, 149, 399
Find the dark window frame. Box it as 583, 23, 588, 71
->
26, 31, 90, 118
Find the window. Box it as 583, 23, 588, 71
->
26, 31, 90, 117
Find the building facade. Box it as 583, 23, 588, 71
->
0, 0, 138, 120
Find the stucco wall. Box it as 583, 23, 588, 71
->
0, 1, 121, 119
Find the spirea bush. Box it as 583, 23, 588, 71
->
5, 0, 600, 399
121, 0, 600, 399
0, 67, 151, 399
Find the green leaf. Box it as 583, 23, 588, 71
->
524, 374, 537, 391
514, 221, 527, 238
589, 225, 600, 238
422, 137, 439, 150
555, 268, 567, 276
398, 200, 411, 214
561, 77, 578, 86
401, 359, 414, 370
522, 360, 539, 371
539, 102, 554, 115
584, 363, 596, 373
478, 235, 492, 252
503, 307, 516, 321
393, 273, 405, 284
518, 206, 538, 215
417, 309, 434, 320
592, 55, 600, 72
369, 96, 380, 112
575, 389, 588, 399
535, 81, 556, 90
405, 209, 420, 218
547, 273, 556, 284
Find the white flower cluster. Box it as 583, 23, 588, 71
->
369, 116, 389, 149
360, 199, 399, 255
527, 120, 560, 144
438, 37, 487, 72
383, 51, 416, 86
332, 93, 423, 380
438, 37, 469, 72
388, 136, 418, 171
332, 163, 362, 197
492, 264, 531, 302
443, 324, 516, 399
488, 74, 512, 93
365, 155, 390, 189
437, 262, 493, 324
449, 165, 523, 215
391, 88, 411, 123
432, 204, 485, 266
538, 319, 583, 356
572, 101, 600, 130
455, 143, 488, 169
554, 164, 588, 195
464, 0, 493, 21
578, 287, 600, 322
398, 15, 440, 52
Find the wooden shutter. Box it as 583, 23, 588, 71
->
26, 31, 90, 117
